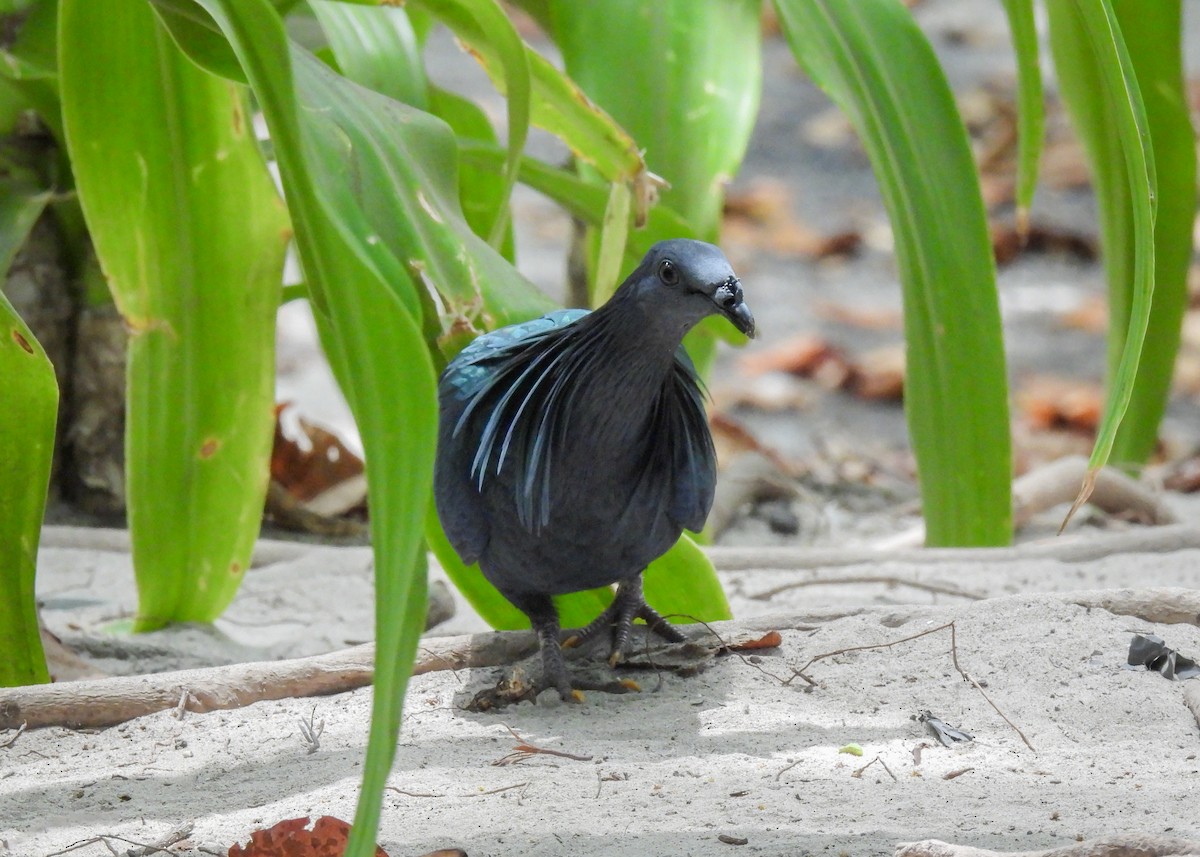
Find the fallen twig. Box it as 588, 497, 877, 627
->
386, 782, 528, 799
0, 721, 26, 748
949, 623, 1035, 752
786, 621, 957, 686
852, 756, 897, 782
45, 822, 195, 857
707, 524, 1200, 571
492, 724, 593, 766
894, 834, 1200, 857
788, 621, 1035, 752
751, 575, 983, 602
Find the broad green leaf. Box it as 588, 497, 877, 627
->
775, 0, 1012, 546
0, 291, 54, 687
0, 179, 50, 276
0, 0, 62, 142
1051, 1, 1191, 472
151, 0, 246, 81
1106, 0, 1194, 467
1048, 1, 1164, 479
999, 0, 1044, 230
411, 0, 646, 187
643, 534, 730, 622
428, 86, 514, 260
310, 1, 428, 109
591, 179, 631, 305
307, 4, 515, 257
405, 0, 527, 247
548, 0, 762, 242
60, 0, 289, 629
457, 140, 699, 256
546, 0, 760, 393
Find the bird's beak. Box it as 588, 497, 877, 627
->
711, 277, 756, 339
724, 300, 756, 339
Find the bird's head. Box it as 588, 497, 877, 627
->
624, 239, 756, 340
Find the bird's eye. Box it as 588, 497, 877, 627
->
658, 259, 679, 285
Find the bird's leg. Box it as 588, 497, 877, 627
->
513, 592, 578, 702
564, 574, 686, 666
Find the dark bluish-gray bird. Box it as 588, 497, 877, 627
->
435, 239, 754, 700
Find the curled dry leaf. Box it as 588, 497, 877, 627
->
270, 402, 367, 519
738, 336, 904, 402
227, 815, 388, 857
990, 223, 1097, 266
723, 180, 861, 260
726, 630, 783, 652
812, 300, 902, 331
1016, 377, 1103, 434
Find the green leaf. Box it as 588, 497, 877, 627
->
774, 0, 1012, 546
405, 0, 527, 247
429, 86, 515, 259
1048, 1, 1164, 475
548, 0, 762, 241
309, 1, 429, 109
457, 140, 699, 256
0, 180, 50, 277
0, 0, 62, 142
999, 0, 1044, 228
412, 0, 646, 187
643, 535, 731, 623
0, 291, 54, 687
60, 0, 289, 629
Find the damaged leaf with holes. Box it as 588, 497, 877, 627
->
0, 292, 55, 686
60, 0, 290, 629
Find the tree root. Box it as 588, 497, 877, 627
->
894, 834, 1200, 857
1011, 455, 1178, 529
1067, 588, 1200, 626
1185, 685, 1200, 733
708, 524, 1200, 571
0, 631, 536, 731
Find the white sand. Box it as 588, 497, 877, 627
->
3, 526, 1199, 856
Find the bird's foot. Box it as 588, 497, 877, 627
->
563, 576, 686, 667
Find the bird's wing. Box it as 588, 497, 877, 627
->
661, 346, 718, 533
435, 309, 590, 556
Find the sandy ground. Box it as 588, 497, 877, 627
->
3, 523, 1199, 857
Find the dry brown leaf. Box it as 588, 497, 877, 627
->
727, 630, 783, 652
227, 816, 388, 857
723, 180, 861, 260
270, 403, 366, 517
812, 300, 902, 331
991, 222, 1098, 266
1059, 294, 1108, 333
739, 335, 843, 378
738, 336, 904, 402
1039, 136, 1092, 190
1016, 377, 1103, 434
853, 345, 905, 401
1164, 458, 1200, 493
